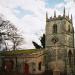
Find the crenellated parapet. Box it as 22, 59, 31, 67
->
46, 7, 73, 24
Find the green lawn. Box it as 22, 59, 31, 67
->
0, 49, 43, 56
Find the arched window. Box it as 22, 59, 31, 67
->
38, 62, 42, 71
68, 50, 72, 66
68, 25, 70, 32
53, 24, 57, 33
32, 62, 36, 71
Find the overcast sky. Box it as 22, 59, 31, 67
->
0, 0, 75, 49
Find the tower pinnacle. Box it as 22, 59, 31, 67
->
54, 11, 56, 18
71, 14, 73, 23
63, 7, 65, 17
46, 12, 48, 21
68, 11, 69, 18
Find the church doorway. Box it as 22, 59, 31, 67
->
3, 59, 14, 72
24, 63, 29, 75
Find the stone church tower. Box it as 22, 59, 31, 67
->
45, 8, 74, 75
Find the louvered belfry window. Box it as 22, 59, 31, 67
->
53, 24, 57, 33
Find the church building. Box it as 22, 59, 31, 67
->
0, 8, 75, 75
45, 8, 75, 75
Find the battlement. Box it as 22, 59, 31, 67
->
47, 15, 72, 23
46, 8, 73, 23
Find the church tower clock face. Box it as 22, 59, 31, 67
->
51, 37, 58, 44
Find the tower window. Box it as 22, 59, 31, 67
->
68, 50, 72, 57
68, 50, 72, 66
53, 24, 57, 33
68, 25, 70, 32
32, 62, 36, 71
38, 62, 42, 71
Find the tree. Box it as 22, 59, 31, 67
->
0, 16, 24, 51
5, 22, 24, 50
32, 34, 45, 49
40, 34, 45, 48
32, 41, 42, 49
0, 17, 8, 51
8, 32, 24, 50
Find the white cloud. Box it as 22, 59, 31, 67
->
0, 0, 46, 49
1, 0, 75, 49
56, 3, 65, 9
46, 8, 62, 18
